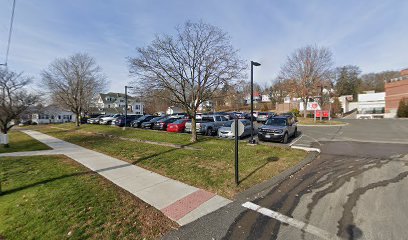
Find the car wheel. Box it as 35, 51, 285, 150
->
206, 128, 213, 136
282, 133, 288, 144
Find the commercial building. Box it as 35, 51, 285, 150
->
385, 69, 408, 118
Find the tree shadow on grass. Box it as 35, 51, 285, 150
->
0, 171, 92, 196
131, 140, 202, 165
239, 156, 279, 184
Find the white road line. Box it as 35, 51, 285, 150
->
242, 202, 341, 240
291, 146, 321, 153
302, 134, 322, 146
289, 135, 303, 146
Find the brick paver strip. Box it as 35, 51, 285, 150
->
161, 189, 216, 221
1, 130, 232, 226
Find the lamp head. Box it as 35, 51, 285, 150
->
251, 61, 261, 66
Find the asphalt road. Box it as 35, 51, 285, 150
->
163, 119, 408, 240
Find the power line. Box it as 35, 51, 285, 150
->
1, 0, 16, 67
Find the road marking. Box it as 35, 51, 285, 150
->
302, 134, 322, 146
242, 202, 341, 240
291, 146, 321, 153
289, 135, 303, 146
330, 138, 408, 145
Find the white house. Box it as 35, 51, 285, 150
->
166, 106, 184, 115
95, 92, 144, 114
198, 100, 213, 112
261, 94, 270, 102
31, 105, 76, 124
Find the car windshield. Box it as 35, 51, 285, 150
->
150, 117, 163, 122
265, 118, 287, 126
138, 115, 151, 121
223, 121, 233, 127
173, 119, 186, 124
258, 112, 268, 116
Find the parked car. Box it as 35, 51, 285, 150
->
279, 112, 298, 122
141, 116, 167, 129
167, 119, 190, 133
152, 117, 179, 130
214, 112, 232, 120
99, 114, 122, 125
217, 119, 254, 139
241, 112, 256, 121
87, 115, 107, 124
256, 112, 276, 123
257, 116, 297, 144
185, 115, 229, 136
81, 114, 100, 124
170, 112, 189, 119
114, 114, 143, 127
131, 115, 155, 128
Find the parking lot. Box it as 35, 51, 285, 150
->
164, 119, 408, 240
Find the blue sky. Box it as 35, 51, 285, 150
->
1, 0, 407, 93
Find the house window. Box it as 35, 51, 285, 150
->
108, 104, 111, 108
135, 105, 140, 110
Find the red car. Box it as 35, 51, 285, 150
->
167, 119, 190, 133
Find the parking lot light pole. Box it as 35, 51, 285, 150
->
124, 86, 134, 129
249, 61, 261, 144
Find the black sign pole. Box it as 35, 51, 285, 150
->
235, 118, 239, 185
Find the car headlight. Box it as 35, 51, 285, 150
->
276, 129, 284, 134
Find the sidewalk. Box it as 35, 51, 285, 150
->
0, 130, 231, 226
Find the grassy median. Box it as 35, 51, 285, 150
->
30, 124, 307, 198
298, 117, 344, 125
0, 130, 50, 154
0, 155, 177, 239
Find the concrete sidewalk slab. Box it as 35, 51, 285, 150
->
3, 130, 232, 226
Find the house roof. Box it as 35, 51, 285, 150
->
99, 92, 136, 104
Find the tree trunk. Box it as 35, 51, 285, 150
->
75, 114, 80, 127
1, 128, 9, 148
190, 117, 198, 143
303, 99, 308, 118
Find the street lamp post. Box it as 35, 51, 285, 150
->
124, 86, 134, 129
249, 61, 261, 144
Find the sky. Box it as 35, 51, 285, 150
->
0, 0, 407, 93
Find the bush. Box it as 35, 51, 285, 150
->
397, 98, 408, 118
290, 108, 300, 117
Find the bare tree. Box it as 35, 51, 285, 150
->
0, 67, 40, 147
41, 53, 107, 126
278, 45, 334, 117
128, 21, 245, 142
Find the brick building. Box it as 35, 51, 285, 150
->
385, 69, 408, 117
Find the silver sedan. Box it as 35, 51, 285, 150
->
217, 119, 254, 139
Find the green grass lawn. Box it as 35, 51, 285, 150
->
298, 117, 344, 125
30, 124, 307, 198
0, 155, 177, 240
0, 130, 51, 154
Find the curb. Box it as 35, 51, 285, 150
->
297, 123, 348, 127
290, 145, 321, 153
235, 151, 319, 202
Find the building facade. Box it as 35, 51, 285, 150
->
356, 91, 385, 119
385, 69, 408, 118
31, 105, 76, 124
95, 92, 144, 115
